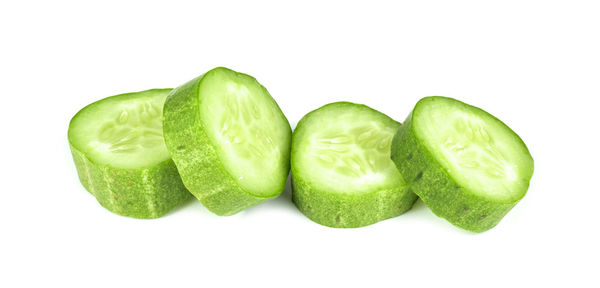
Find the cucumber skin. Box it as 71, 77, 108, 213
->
391, 112, 521, 233
70, 145, 191, 219
292, 177, 417, 228
162, 72, 286, 216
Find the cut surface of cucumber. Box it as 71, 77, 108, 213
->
199, 71, 290, 195
68, 89, 191, 219
292, 102, 417, 228
163, 67, 291, 215
391, 96, 533, 232
70, 90, 170, 169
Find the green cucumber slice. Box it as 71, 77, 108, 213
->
391, 96, 534, 232
162, 67, 291, 216
68, 89, 191, 219
291, 102, 418, 228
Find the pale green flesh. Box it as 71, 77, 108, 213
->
295, 103, 404, 194
414, 98, 533, 201
69, 90, 171, 169
198, 70, 290, 196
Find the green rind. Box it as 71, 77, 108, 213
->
390, 98, 533, 232
162, 68, 289, 216
69, 141, 191, 219
292, 177, 418, 228
291, 102, 418, 228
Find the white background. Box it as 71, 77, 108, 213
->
1, 0, 599, 287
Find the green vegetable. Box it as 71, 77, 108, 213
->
390, 96, 534, 232
68, 89, 191, 219
291, 102, 417, 228
162, 67, 291, 215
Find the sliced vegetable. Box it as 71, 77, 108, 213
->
292, 102, 417, 228
162, 67, 291, 215
391, 96, 534, 232
68, 89, 191, 218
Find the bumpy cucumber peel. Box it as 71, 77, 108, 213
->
291, 102, 418, 228
163, 67, 291, 216
391, 96, 534, 232
69, 89, 191, 219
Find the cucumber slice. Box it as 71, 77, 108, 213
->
162, 67, 291, 215
391, 96, 534, 232
68, 89, 191, 219
291, 102, 418, 228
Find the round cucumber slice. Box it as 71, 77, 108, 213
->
162, 67, 291, 216
68, 89, 191, 219
391, 96, 534, 232
291, 102, 418, 228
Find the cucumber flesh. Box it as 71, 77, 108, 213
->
69, 90, 171, 169
292, 102, 417, 228
199, 70, 290, 196
68, 89, 191, 218
294, 104, 404, 194
391, 96, 533, 232
163, 67, 291, 215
